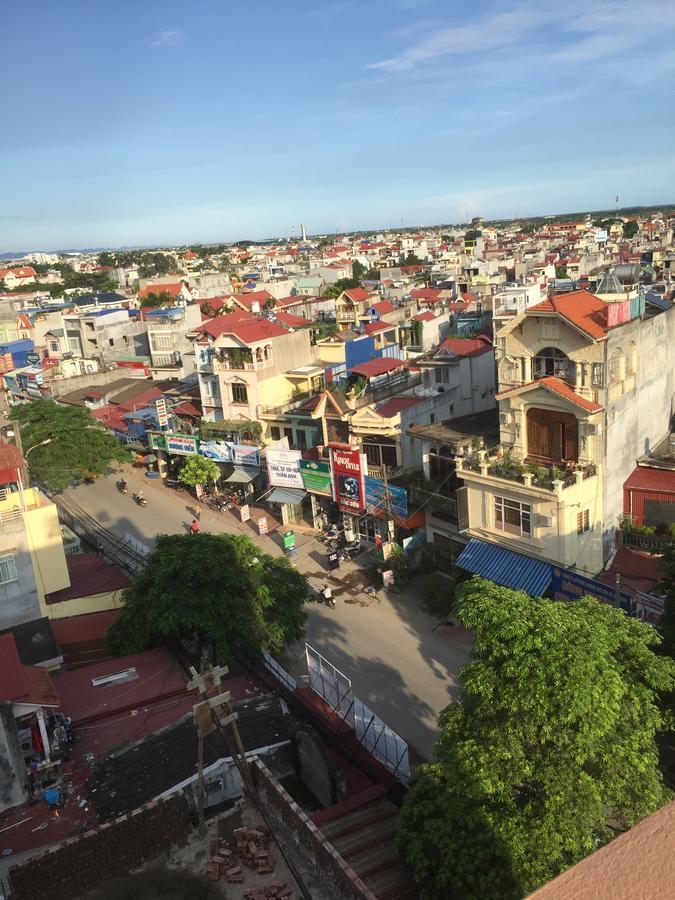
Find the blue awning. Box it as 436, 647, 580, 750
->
455, 539, 552, 597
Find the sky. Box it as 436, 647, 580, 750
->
2, 0, 675, 250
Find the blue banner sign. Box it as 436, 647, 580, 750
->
550, 566, 632, 613
364, 475, 408, 518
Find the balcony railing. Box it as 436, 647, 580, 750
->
213, 356, 273, 372
458, 450, 597, 493
366, 463, 402, 481
0, 505, 23, 524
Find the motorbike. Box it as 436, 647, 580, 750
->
317, 586, 336, 608
133, 493, 147, 507
117, 479, 128, 494
341, 539, 362, 560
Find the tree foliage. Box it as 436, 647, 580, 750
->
12, 400, 129, 490
398, 578, 674, 899
323, 277, 360, 298
140, 290, 177, 309
623, 220, 639, 239
178, 453, 219, 487
107, 533, 308, 662
352, 259, 367, 280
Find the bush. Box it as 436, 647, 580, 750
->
423, 573, 455, 617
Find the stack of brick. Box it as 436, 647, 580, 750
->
207, 837, 240, 883
244, 881, 293, 900
233, 825, 276, 875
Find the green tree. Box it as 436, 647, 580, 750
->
323, 276, 360, 298
107, 533, 308, 662
555, 265, 567, 278
398, 578, 674, 900
623, 220, 639, 239
12, 400, 129, 490
403, 251, 423, 266
658, 544, 675, 657
140, 290, 176, 309
178, 454, 219, 489
352, 259, 367, 280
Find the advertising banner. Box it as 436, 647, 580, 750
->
299, 459, 333, 495
330, 445, 365, 512
199, 440, 232, 463
634, 591, 664, 626
166, 434, 198, 456
155, 398, 169, 429
232, 444, 261, 468
148, 431, 167, 451
364, 475, 408, 518
550, 567, 632, 612
266, 449, 304, 488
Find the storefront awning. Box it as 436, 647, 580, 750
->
455, 539, 552, 597
266, 487, 307, 505
223, 466, 259, 484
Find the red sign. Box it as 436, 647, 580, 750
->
330, 444, 365, 512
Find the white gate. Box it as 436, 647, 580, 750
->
305, 644, 354, 725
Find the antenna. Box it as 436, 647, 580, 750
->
615, 195, 620, 216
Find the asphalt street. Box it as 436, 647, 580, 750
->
64, 465, 473, 763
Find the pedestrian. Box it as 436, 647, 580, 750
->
190, 518, 200, 534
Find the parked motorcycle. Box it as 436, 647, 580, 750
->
133, 493, 147, 507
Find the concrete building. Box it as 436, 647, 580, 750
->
0, 444, 70, 632
145, 303, 202, 382
62, 308, 148, 365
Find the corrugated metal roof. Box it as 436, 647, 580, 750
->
456, 539, 552, 596
624, 466, 675, 493
266, 487, 307, 505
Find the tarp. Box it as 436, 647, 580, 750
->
266, 487, 307, 505
222, 466, 259, 483
456, 539, 552, 597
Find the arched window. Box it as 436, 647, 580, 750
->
255, 347, 263, 363
533, 347, 574, 382
625, 342, 636, 377
609, 347, 624, 384
264, 344, 272, 361
500, 357, 518, 386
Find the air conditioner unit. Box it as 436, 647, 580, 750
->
537, 513, 555, 528
582, 423, 601, 436
499, 411, 512, 425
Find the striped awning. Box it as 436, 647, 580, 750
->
455, 539, 552, 597
266, 487, 307, 505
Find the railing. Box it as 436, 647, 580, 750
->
0, 505, 23, 524
213, 357, 255, 371
458, 451, 598, 492
257, 392, 316, 418
350, 372, 422, 408
366, 463, 401, 480
620, 530, 673, 554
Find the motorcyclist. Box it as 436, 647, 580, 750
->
321, 584, 334, 607
119, 478, 127, 492
136, 490, 145, 505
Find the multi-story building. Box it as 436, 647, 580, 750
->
335, 287, 378, 331
62, 308, 148, 364
0, 443, 70, 631
193, 315, 316, 438
454, 289, 675, 574
145, 304, 202, 381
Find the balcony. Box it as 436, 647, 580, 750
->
213, 352, 273, 372
458, 449, 597, 494
349, 372, 422, 409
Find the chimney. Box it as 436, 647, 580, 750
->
301, 223, 307, 242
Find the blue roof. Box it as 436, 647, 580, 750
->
73, 292, 126, 305
645, 292, 672, 311
82, 308, 125, 317
455, 539, 552, 597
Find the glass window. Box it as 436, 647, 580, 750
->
0, 553, 18, 584
577, 509, 590, 534
231, 383, 248, 405
494, 497, 531, 537
270, 426, 281, 441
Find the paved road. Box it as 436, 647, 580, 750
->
64, 466, 472, 763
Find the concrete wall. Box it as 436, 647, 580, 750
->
49, 366, 147, 398
24, 499, 70, 599
0, 703, 28, 813
0, 512, 42, 631
44, 587, 124, 620
603, 308, 675, 557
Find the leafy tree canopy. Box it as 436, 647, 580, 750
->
323, 277, 360, 298
140, 290, 177, 309
398, 578, 674, 900
178, 453, 219, 487
352, 259, 367, 280
107, 533, 308, 662
623, 220, 639, 239
12, 400, 129, 490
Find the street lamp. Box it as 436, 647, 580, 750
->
25, 438, 52, 458
17, 439, 52, 507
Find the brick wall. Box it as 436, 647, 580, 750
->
9, 793, 191, 900
251, 759, 377, 900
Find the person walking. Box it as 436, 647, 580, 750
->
190, 518, 200, 534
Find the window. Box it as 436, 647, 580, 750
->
108, 338, 114, 347
577, 509, 590, 534
533, 347, 574, 382
152, 334, 172, 350
68, 336, 81, 352
49, 341, 59, 353
494, 497, 531, 537
231, 383, 248, 405
609, 348, 624, 385
591, 363, 604, 388
0, 554, 17, 584
270, 426, 281, 441
435, 367, 450, 384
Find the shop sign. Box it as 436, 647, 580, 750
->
166, 434, 198, 456
330, 445, 365, 512
550, 567, 631, 612
266, 449, 304, 488
155, 398, 169, 428
634, 591, 664, 626
148, 431, 167, 451
232, 444, 260, 467
364, 476, 408, 518
258, 516, 268, 535
299, 459, 332, 495
199, 440, 232, 463
239, 504, 251, 522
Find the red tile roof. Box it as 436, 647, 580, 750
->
230, 290, 275, 310
375, 396, 423, 418
228, 319, 289, 343
172, 401, 202, 419
0, 440, 22, 484
0, 634, 59, 706
138, 282, 185, 299
51, 609, 120, 645
45, 553, 131, 604
197, 310, 256, 338
528, 290, 608, 340
344, 287, 370, 302
411, 288, 443, 303
275, 311, 313, 328
624, 466, 675, 494
498, 377, 603, 412
0, 267, 37, 279
437, 338, 492, 358
370, 300, 396, 314
351, 357, 406, 378
363, 320, 392, 335
412, 310, 436, 321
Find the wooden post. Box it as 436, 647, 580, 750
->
197, 731, 205, 837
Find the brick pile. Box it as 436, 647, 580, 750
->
206, 826, 293, 896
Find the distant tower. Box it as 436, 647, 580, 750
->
301, 223, 307, 242
615, 195, 620, 215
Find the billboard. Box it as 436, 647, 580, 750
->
550, 567, 631, 612
232, 444, 260, 468
166, 434, 198, 456
364, 475, 408, 518
155, 398, 169, 428
330, 444, 365, 512
266, 449, 304, 488
634, 591, 664, 626
199, 440, 232, 463
299, 459, 332, 495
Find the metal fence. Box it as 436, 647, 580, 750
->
304, 643, 409, 781
261, 650, 297, 692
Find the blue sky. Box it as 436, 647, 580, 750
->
2, 0, 675, 250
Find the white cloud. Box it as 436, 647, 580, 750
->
149, 28, 184, 49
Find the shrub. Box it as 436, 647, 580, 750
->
423, 573, 455, 617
